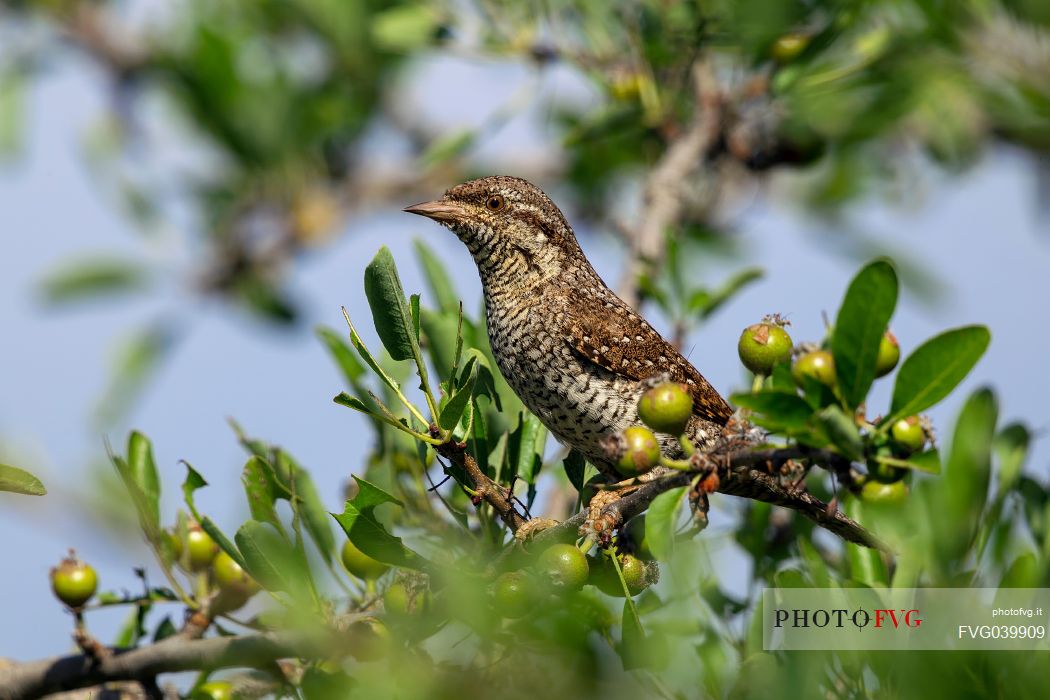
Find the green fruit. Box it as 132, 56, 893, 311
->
738, 323, 794, 375
537, 544, 589, 591
891, 416, 925, 452
875, 331, 900, 377
50, 553, 98, 609
860, 479, 908, 505
616, 426, 662, 475
186, 525, 219, 572
623, 516, 653, 560
493, 571, 534, 619
166, 529, 184, 561
192, 681, 233, 700
870, 460, 905, 484
341, 539, 390, 581
638, 382, 693, 435
590, 553, 649, 597
792, 350, 836, 388
213, 551, 260, 597
771, 33, 809, 62
384, 581, 430, 617
347, 618, 391, 662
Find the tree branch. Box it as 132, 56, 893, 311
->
532, 446, 889, 553
0, 632, 308, 700
434, 440, 527, 532
617, 59, 724, 307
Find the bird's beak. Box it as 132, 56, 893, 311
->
403, 199, 466, 224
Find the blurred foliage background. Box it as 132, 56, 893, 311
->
1, 0, 1050, 698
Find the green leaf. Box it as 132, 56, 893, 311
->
180, 463, 246, 570
152, 615, 177, 643
844, 498, 888, 586
364, 246, 418, 362
888, 326, 991, 420
342, 311, 405, 397
563, 450, 587, 496
334, 392, 372, 413
690, 266, 764, 319
180, 462, 207, 515
235, 520, 306, 593
945, 388, 997, 520
815, 406, 863, 461
331, 477, 428, 570
419, 309, 460, 381
509, 412, 547, 485
646, 486, 688, 562
832, 260, 898, 408
127, 432, 161, 531
873, 448, 941, 475
38, 257, 147, 304
315, 326, 365, 383
371, 4, 440, 52
292, 467, 336, 565
418, 129, 475, 168
0, 464, 46, 496
994, 423, 1030, 491
413, 240, 459, 314
201, 517, 246, 571
242, 457, 280, 528
95, 324, 175, 426
729, 391, 814, 429
620, 598, 647, 671
438, 368, 476, 431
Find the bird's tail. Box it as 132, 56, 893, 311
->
718, 467, 890, 552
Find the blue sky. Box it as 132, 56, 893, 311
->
1, 53, 1049, 662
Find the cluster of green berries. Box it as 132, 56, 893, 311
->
490, 525, 660, 618
737, 317, 929, 505
736, 319, 900, 382
609, 381, 695, 477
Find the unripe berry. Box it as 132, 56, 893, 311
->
186, 524, 219, 572
384, 580, 431, 617
738, 323, 793, 375
50, 552, 98, 609
792, 350, 836, 388
771, 33, 810, 63
347, 618, 391, 662
213, 551, 260, 597
537, 544, 589, 591
341, 539, 390, 581
493, 571, 534, 619
616, 426, 662, 475
191, 681, 232, 700
875, 331, 900, 378
590, 553, 649, 597
860, 479, 908, 505
890, 415, 925, 452
638, 382, 693, 436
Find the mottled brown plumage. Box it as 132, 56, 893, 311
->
405, 176, 876, 546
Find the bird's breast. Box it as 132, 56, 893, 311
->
483, 293, 642, 463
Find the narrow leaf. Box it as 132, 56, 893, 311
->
439, 370, 476, 431
729, 391, 814, 429
363, 246, 416, 361
39, 257, 146, 304
241, 457, 280, 528
646, 486, 688, 562
832, 260, 898, 408
413, 239, 459, 314
127, 431, 161, 529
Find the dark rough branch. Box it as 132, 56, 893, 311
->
0, 632, 306, 700
435, 440, 527, 532
533, 446, 889, 553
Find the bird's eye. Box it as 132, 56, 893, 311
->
486, 194, 506, 211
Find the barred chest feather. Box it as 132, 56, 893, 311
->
482, 288, 691, 470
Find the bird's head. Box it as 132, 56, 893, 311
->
404, 175, 585, 284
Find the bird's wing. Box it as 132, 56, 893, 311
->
557, 290, 733, 424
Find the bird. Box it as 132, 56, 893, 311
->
405, 175, 878, 548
